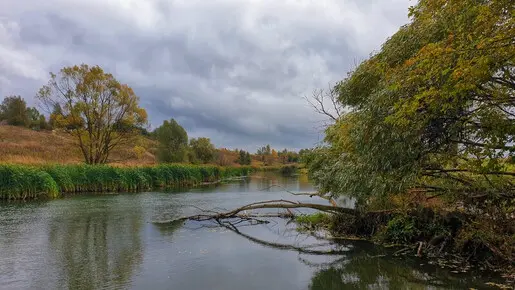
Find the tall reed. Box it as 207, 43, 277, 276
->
0, 164, 59, 200
0, 164, 253, 200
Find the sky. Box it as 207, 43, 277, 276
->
0, 0, 412, 152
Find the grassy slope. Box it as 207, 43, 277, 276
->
0, 125, 296, 167
0, 125, 157, 165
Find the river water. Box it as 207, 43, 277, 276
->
0, 172, 502, 289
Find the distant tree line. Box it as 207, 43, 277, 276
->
150, 119, 311, 166
152, 118, 218, 164
0, 92, 309, 167
254, 144, 304, 166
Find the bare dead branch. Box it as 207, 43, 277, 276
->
164, 199, 357, 225
261, 184, 339, 206
304, 82, 344, 125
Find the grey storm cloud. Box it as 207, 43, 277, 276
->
0, 0, 412, 151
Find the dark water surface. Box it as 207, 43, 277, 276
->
0, 173, 501, 289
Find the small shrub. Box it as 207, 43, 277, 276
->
382, 215, 420, 243
132, 146, 146, 159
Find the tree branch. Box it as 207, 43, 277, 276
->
304, 83, 343, 124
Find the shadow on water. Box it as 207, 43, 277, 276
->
306, 248, 501, 290
234, 224, 502, 289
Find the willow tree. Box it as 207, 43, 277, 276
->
37, 64, 148, 164
308, 0, 515, 207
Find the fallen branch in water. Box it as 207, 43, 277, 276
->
169, 199, 357, 223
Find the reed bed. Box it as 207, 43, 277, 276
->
0, 165, 59, 200
0, 164, 253, 200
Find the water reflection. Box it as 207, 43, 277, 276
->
238, 175, 251, 192
307, 244, 499, 290
154, 220, 184, 236
0, 173, 502, 290
249, 171, 315, 193
47, 197, 144, 289
155, 217, 497, 290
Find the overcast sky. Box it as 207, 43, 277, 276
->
0, 0, 412, 151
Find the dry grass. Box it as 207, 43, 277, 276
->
0, 125, 157, 165
0, 125, 296, 168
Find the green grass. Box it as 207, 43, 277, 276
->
0, 164, 253, 200
250, 164, 299, 174
295, 212, 330, 228
0, 164, 59, 200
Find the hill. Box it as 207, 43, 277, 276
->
0, 125, 270, 167
0, 125, 301, 167
0, 125, 157, 165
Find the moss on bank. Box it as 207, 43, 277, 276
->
0, 164, 253, 200
295, 212, 331, 229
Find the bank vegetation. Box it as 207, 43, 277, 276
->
0, 164, 253, 200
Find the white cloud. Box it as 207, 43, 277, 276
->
0, 20, 46, 81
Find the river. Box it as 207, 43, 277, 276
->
0, 172, 502, 289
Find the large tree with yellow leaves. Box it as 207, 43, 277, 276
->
37, 64, 148, 164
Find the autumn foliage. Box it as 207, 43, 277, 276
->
307, 0, 515, 266
37, 64, 148, 164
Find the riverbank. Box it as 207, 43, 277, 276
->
0, 163, 301, 200
0, 164, 255, 200
295, 207, 515, 287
